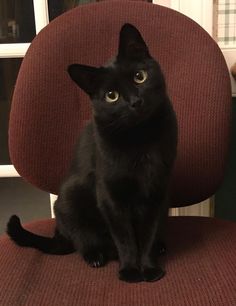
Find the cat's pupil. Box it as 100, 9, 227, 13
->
135, 72, 143, 80
108, 92, 116, 99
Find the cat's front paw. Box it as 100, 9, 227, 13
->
142, 266, 165, 282
119, 267, 143, 283
83, 250, 107, 268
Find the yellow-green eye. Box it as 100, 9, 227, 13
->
105, 91, 119, 103
134, 70, 148, 84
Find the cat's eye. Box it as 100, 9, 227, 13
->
134, 70, 148, 84
105, 91, 119, 103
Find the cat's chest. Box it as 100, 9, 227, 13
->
110, 145, 164, 177
108, 149, 163, 188
133, 151, 158, 168
103, 151, 164, 204
132, 150, 164, 182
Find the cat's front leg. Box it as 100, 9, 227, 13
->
135, 197, 168, 282
153, 195, 170, 256
99, 200, 143, 283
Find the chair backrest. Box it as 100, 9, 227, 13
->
9, 1, 231, 207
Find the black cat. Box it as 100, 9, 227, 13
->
7, 24, 177, 283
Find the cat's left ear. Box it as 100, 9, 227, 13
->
118, 23, 150, 61
68, 64, 103, 96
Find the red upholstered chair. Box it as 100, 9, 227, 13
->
0, 1, 235, 305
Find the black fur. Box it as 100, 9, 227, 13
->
7, 24, 177, 283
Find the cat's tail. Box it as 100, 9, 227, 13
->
6, 215, 75, 255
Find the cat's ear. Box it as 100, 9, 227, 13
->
68, 64, 103, 96
118, 23, 150, 61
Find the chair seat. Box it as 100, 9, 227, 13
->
0, 216, 235, 305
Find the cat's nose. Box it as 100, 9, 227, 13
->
129, 98, 143, 109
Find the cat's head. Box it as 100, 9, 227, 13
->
68, 23, 166, 131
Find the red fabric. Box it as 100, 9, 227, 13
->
0, 217, 235, 305
9, 1, 231, 206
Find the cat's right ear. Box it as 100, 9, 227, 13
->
68, 64, 102, 96
118, 23, 150, 61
